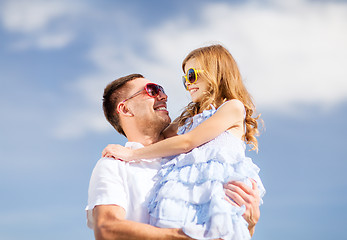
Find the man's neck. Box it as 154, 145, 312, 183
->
126, 132, 165, 146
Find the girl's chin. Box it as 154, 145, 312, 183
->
191, 96, 201, 103
190, 91, 202, 103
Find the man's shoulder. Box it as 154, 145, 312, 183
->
92, 157, 128, 176
93, 156, 161, 176
95, 157, 126, 167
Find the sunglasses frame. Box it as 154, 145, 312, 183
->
121, 83, 165, 103
182, 68, 203, 90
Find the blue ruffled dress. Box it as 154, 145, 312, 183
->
148, 105, 266, 240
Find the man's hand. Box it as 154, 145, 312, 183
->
223, 179, 260, 236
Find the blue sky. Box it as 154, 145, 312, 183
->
0, 0, 346, 239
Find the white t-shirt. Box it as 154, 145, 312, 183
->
85, 142, 162, 228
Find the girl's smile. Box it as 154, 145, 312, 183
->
188, 87, 199, 94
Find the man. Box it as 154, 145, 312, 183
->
86, 74, 261, 239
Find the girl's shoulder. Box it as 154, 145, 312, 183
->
216, 100, 246, 136
217, 99, 245, 114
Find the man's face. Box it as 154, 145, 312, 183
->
124, 78, 171, 134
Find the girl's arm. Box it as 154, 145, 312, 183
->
103, 100, 245, 161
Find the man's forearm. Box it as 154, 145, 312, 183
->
93, 205, 191, 240
95, 219, 191, 240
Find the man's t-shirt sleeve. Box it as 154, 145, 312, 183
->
86, 158, 128, 228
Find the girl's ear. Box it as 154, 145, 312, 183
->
117, 102, 134, 117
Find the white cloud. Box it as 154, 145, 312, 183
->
52, 106, 111, 139
36, 31, 75, 49
2, 0, 69, 32
0, 0, 82, 49
10, 31, 76, 50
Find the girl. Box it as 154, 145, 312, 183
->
103, 44, 265, 240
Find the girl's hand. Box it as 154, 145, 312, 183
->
101, 144, 134, 162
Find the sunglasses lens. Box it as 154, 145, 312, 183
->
158, 85, 165, 94
187, 68, 196, 83
182, 76, 187, 88
146, 84, 159, 97
146, 83, 165, 97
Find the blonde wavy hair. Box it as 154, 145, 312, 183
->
178, 44, 261, 151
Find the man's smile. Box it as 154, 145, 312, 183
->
154, 103, 168, 112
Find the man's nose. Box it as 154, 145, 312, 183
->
157, 90, 168, 101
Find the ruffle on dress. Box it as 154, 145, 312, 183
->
177, 105, 217, 136
148, 105, 266, 240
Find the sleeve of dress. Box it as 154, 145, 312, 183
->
85, 158, 128, 228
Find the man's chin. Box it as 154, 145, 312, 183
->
163, 115, 171, 124
159, 115, 171, 129
156, 110, 170, 121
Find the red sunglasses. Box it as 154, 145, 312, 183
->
122, 83, 165, 103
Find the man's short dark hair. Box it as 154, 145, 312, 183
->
103, 74, 144, 136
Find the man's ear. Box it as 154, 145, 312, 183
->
117, 102, 134, 117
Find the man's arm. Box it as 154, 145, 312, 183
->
87, 159, 191, 240
224, 179, 260, 237
93, 205, 192, 240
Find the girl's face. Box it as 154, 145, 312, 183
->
184, 58, 208, 103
